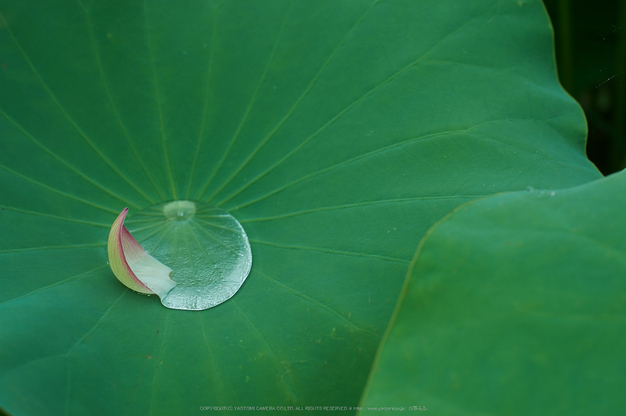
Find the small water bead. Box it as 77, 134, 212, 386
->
125, 200, 252, 311
163, 200, 196, 220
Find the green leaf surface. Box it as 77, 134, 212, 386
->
0, 0, 601, 414
361, 170, 626, 415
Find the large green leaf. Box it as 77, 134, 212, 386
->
0, 0, 600, 414
361, 170, 626, 415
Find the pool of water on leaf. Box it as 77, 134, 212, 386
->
124, 200, 252, 311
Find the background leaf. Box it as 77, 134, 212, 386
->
0, 0, 601, 414
361, 170, 626, 415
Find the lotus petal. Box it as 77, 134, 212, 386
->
107, 207, 176, 297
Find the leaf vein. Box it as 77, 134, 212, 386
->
240, 196, 479, 223
0, 11, 154, 206
78, 0, 164, 201
205, 0, 381, 202
0, 109, 140, 209
215, 13, 485, 206
254, 268, 379, 337
249, 239, 410, 263
0, 204, 111, 228
143, 0, 178, 200
196, 0, 295, 201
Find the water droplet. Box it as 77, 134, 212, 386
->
125, 200, 252, 311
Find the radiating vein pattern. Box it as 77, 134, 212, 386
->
143, 0, 178, 200
0, 0, 601, 413
186, 9, 219, 199
200, 0, 381, 202
0, 163, 118, 215
0, 11, 155, 207
0, 109, 141, 210
196, 0, 295, 200
227, 126, 492, 212
78, 0, 164, 202
212, 11, 487, 207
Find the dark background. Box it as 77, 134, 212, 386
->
544, 0, 626, 175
